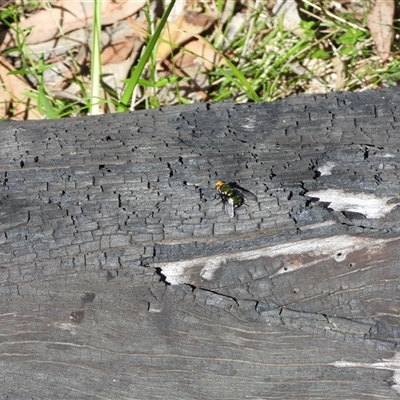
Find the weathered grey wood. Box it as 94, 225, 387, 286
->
1, 88, 400, 399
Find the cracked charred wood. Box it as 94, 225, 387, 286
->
1, 88, 400, 399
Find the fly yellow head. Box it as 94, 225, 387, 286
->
215, 180, 226, 192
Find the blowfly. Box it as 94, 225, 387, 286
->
215, 180, 258, 217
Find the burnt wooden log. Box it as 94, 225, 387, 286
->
1, 88, 400, 399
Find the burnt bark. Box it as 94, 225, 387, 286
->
1, 88, 400, 399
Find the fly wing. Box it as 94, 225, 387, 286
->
222, 198, 235, 218
228, 182, 258, 201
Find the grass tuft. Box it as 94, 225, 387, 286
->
0, 0, 399, 119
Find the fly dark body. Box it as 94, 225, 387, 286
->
215, 180, 257, 217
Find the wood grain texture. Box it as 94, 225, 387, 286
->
1, 88, 400, 399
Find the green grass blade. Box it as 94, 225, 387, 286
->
90, 0, 102, 115
117, 0, 176, 112
193, 34, 261, 102
157, 29, 261, 103
37, 86, 57, 118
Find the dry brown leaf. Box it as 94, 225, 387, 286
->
101, 40, 135, 65
366, 0, 395, 63
0, 56, 39, 120
100, 20, 145, 65
14, 0, 146, 45
174, 40, 220, 71
172, 40, 221, 101
100, 19, 146, 99
127, 17, 148, 41
158, 39, 221, 104
156, 10, 216, 62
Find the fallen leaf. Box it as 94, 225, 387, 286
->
174, 39, 220, 71
157, 10, 216, 62
11, 0, 146, 45
367, 0, 394, 62
101, 20, 146, 98
0, 56, 39, 120
100, 20, 145, 65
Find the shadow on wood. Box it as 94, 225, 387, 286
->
1, 88, 400, 399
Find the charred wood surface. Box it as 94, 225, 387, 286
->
2, 88, 400, 399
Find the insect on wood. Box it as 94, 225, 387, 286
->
215, 180, 258, 217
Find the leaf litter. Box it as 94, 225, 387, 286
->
0, 0, 397, 120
